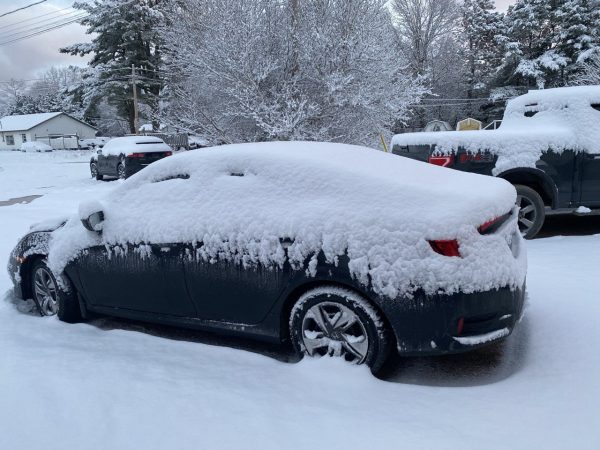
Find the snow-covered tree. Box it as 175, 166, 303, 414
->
460, 0, 505, 102
160, 0, 426, 146
61, 0, 165, 133
498, 0, 600, 88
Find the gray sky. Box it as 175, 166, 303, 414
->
0, 0, 516, 81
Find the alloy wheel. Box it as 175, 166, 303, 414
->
33, 266, 59, 316
516, 194, 537, 236
90, 163, 98, 178
301, 301, 369, 363
117, 163, 126, 179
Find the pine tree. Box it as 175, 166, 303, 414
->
460, 0, 505, 107
61, 0, 164, 133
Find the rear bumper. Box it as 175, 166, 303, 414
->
380, 283, 526, 355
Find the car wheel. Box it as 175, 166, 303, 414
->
90, 162, 102, 180
290, 286, 391, 372
515, 184, 545, 239
117, 162, 126, 180
30, 259, 82, 323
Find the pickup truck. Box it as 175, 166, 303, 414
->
391, 85, 600, 238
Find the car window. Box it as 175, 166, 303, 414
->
591, 104, 600, 112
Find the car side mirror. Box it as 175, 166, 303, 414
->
81, 211, 104, 233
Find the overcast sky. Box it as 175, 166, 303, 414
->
0, 0, 516, 81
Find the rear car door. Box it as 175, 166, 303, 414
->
182, 244, 288, 324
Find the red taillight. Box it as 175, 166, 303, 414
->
478, 217, 500, 234
478, 212, 510, 235
164, 151, 172, 156
429, 239, 461, 257
129, 152, 145, 158
428, 155, 454, 167
459, 153, 482, 163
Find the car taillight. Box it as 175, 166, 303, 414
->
428, 155, 454, 167
164, 151, 172, 156
129, 152, 145, 158
459, 153, 482, 163
478, 212, 511, 235
428, 240, 461, 257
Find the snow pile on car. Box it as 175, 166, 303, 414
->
101, 136, 171, 156
48, 142, 526, 298
391, 85, 600, 174
20, 141, 53, 152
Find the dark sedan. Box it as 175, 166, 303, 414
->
9, 142, 527, 373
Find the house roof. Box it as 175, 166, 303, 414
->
0, 112, 97, 132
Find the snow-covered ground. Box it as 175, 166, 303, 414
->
1, 150, 599, 449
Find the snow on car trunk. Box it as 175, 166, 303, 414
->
391, 85, 600, 174
47, 142, 526, 298
100, 136, 171, 156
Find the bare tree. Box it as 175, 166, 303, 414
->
390, 0, 459, 77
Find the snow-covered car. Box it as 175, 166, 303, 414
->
20, 142, 53, 153
90, 136, 172, 180
79, 137, 111, 150
392, 86, 600, 238
8, 142, 526, 372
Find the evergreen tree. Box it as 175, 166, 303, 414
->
460, 0, 505, 107
61, 0, 164, 133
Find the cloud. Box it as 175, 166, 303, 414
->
0, 1, 92, 79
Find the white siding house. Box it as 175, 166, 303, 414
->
0, 112, 97, 151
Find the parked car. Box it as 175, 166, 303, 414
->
391, 86, 600, 238
9, 142, 526, 373
90, 136, 172, 180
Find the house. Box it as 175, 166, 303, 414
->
0, 112, 97, 151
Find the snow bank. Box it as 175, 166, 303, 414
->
101, 136, 171, 157
20, 141, 53, 153
47, 142, 526, 298
392, 86, 600, 174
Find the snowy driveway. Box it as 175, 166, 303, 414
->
1, 151, 599, 449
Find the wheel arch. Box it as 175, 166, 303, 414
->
19, 253, 47, 300
278, 279, 396, 348
497, 168, 558, 208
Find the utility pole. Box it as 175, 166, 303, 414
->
132, 64, 139, 135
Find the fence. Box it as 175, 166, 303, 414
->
34, 134, 79, 150
138, 132, 190, 150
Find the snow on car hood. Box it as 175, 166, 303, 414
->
392, 85, 600, 175
48, 142, 526, 298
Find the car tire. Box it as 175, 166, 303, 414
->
30, 259, 83, 323
515, 184, 545, 239
117, 162, 126, 180
90, 162, 103, 180
290, 286, 391, 373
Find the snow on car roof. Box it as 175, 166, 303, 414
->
0, 112, 62, 131
48, 142, 526, 298
392, 85, 600, 174
101, 136, 171, 156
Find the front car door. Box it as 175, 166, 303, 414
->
74, 242, 196, 318
579, 152, 600, 207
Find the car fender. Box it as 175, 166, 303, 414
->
496, 167, 558, 208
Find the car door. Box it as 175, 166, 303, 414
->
75, 242, 197, 317
182, 243, 289, 324
96, 150, 107, 175
579, 153, 600, 207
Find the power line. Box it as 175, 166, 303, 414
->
0, 11, 87, 41
0, 0, 47, 19
0, 14, 88, 47
0, 6, 73, 31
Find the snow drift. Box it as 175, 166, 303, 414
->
47, 142, 526, 298
391, 85, 600, 174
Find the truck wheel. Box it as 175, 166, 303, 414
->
515, 184, 545, 239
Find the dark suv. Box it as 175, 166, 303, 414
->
392, 86, 600, 238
